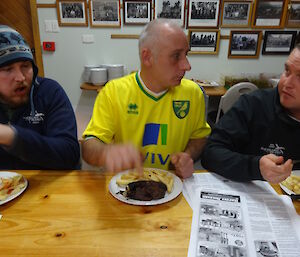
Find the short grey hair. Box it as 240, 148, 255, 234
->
138, 19, 182, 58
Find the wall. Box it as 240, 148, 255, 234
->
36, 0, 289, 137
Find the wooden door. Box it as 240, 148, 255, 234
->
0, 0, 44, 76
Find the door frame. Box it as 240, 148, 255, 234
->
30, 0, 44, 77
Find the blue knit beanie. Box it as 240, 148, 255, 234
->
0, 25, 38, 76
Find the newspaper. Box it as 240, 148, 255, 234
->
187, 188, 300, 257
183, 173, 277, 210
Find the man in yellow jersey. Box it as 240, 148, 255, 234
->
82, 19, 211, 178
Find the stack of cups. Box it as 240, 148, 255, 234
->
83, 65, 100, 83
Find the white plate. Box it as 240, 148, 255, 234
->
279, 170, 300, 196
109, 168, 183, 206
0, 171, 28, 205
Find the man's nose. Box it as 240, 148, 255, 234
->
14, 68, 26, 82
181, 57, 191, 71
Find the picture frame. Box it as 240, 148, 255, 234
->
187, 0, 221, 28
220, 0, 253, 28
123, 0, 152, 25
228, 30, 262, 58
285, 0, 300, 27
252, 0, 288, 28
262, 30, 297, 55
188, 29, 220, 54
89, 0, 121, 27
56, 0, 88, 26
154, 0, 186, 27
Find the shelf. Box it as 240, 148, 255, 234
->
80, 83, 104, 92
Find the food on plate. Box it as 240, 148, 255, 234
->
123, 180, 167, 201
281, 174, 300, 194
0, 174, 26, 201
116, 168, 174, 193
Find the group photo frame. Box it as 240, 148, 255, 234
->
188, 29, 220, 54
285, 0, 300, 27
220, 0, 253, 27
228, 30, 262, 58
89, 0, 121, 27
56, 0, 88, 26
123, 0, 152, 25
262, 30, 297, 55
252, 0, 287, 28
154, 0, 186, 27
187, 0, 221, 28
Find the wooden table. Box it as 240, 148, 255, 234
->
0, 170, 192, 257
202, 86, 227, 97
80, 83, 227, 97
0, 170, 299, 257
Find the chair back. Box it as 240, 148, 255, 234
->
215, 82, 258, 123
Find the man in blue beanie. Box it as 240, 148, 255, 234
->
0, 25, 80, 169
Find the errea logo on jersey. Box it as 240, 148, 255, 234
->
127, 103, 138, 114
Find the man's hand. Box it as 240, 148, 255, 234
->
170, 152, 194, 179
0, 124, 15, 146
103, 143, 143, 175
259, 154, 293, 183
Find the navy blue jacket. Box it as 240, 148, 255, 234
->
0, 77, 80, 170
201, 87, 300, 181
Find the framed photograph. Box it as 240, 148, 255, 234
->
89, 0, 121, 27
262, 30, 297, 55
228, 30, 262, 58
286, 1, 300, 27
154, 0, 186, 27
123, 0, 152, 25
187, 0, 221, 28
252, 0, 287, 28
56, 0, 88, 26
220, 0, 252, 27
188, 29, 220, 54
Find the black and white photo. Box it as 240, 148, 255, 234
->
228, 31, 262, 58
286, 1, 300, 27
89, 0, 121, 27
124, 0, 152, 25
253, 0, 285, 27
154, 0, 185, 26
187, 0, 220, 28
262, 31, 297, 55
221, 1, 252, 27
188, 29, 220, 54
57, 0, 88, 26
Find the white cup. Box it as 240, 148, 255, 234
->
90, 68, 108, 86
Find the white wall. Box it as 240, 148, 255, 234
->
36, 0, 290, 137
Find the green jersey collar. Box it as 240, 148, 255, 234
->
135, 72, 168, 101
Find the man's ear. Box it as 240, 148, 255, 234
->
141, 48, 153, 67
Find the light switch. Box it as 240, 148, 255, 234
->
52, 20, 60, 33
82, 34, 95, 43
44, 20, 52, 32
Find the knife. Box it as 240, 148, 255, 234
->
290, 194, 300, 200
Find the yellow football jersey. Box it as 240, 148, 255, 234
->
83, 72, 211, 169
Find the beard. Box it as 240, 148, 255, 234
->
0, 82, 31, 108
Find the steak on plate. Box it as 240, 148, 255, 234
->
124, 180, 167, 201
